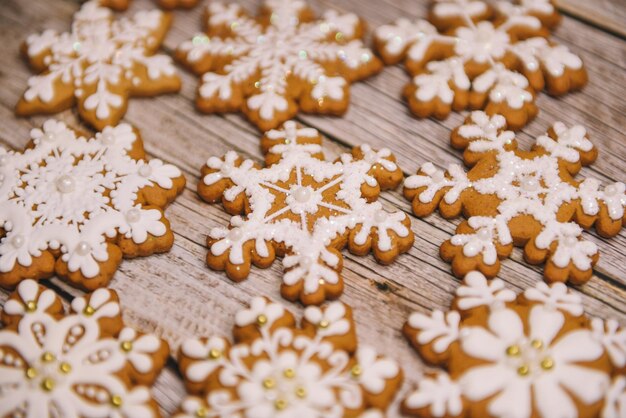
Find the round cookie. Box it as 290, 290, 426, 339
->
402, 271, 626, 418
175, 297, 403, 417
198, 121, 414, 305
16, 1, 181, 131
0, 279, 169, 417
175, 0, 382, 131
374, 0, 586, 130
0, 120, 186, 290
403, 111, 625, 285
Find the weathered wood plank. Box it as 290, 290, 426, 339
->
557, 0, 626, 38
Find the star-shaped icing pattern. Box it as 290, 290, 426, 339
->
0, 279, 169, 418
176, 0, 382, 131
175, 297, 402, 417
199, 121, 414, 305
0, 120, 185, 290
100, 0, 198, 11
404, 111, 625, 284
16, 0, 181, 131
402, 272, 626, 418
374, 0, 586, 130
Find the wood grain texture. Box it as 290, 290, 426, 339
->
557, 0, 626, 37
0, 0, 624, 416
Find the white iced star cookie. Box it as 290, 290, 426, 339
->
402, 271, 626, 418
16, 0, 181, 131
175, 297, 403, 418
199, 121, 413, 305
0, 279, 169, 418
0, 120, 185, 290
404, 111, 625, 285
175, 0, 382, 131
374, 0, 586, 130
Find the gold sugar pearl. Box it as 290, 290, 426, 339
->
505, 345, 520, 356
25, 301, 37, 312
318, 320, 330, 329
195, 408, 208, 418
120, 341, 133, 352
256, 314, 268, 326
262, 378, 276, 389
283, 368, 295, 378
209, 348, 222, 360
318, 279, 325, 285
83, 305, 95, 316
274, 399, 288, 410
111, 395, 123, 407
517, 365, 530, 376
541, 357, 554, 370
295, 387, 307, 398
531, 339, 544, 349
41, 378, 55, 391
25, 367, 37, 379
59, 362, 72, 374
350, 364, 362, 378
41, 352, 55, 363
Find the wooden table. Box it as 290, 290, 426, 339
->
1, 0, 625, 415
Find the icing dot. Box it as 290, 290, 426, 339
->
101, 132, 115, 145
138, 165, 152, 177
227, 228, 243, 242
55, 175, 76, 194
374, 210, 387, 223
75, 241, 91, 256
10, 234, 25, 248
541, 357, 554, 370
605, 185, 617, 196
563, 236, 578, 247
220, 164, 232, 175
73, 41, 81, 52
292, 187, 312, 203
477, 228, 491, 241
521, 177, 539, 192
299, 256, 313, 269
42, 132, 56, 142
126, 209, 141, 224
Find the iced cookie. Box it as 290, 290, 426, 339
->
198, 121, 414, 305
16, 0, 181, 131
374, 0, 586, 130
404, 111, 625, 284
0, 279, 169, 417
0, 120, 186, 290
402, 271, 626, 418
176, 0, 382, 131
175, 297, 402, 417
101, 0, 198, 11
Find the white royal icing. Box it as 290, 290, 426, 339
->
22, 1, 177, 121
602, 376, 626, 418
178, 0, 376, 121
204, 122, 410, 296
176, 299, 400, 417
405, 111, 624, 273
455, 271, 516, 310
405, 372, 464, 417
0, 120, 182, 279
0, 280, 162, 418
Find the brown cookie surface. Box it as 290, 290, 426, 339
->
198, 121, 414, 305
176, 0, 382, 131
16, 1, 181, 131
175, 297, 403, 417
0, 279, 169, 417
402, 272, 626, 418
0, 120, 186, 290
374, 0, 586, 130
404, 111, 625, 285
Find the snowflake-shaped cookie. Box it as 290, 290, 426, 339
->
101, 0, 198, 11
404, 111, 625, 284
374, 0, 586, 130
199, 121, 414, 305
16, 0, 181, 131
402, 271, 626, 418
0, 120, 185, 290
175, 297, 402, 417
176, 0, 382, 131
0, 279, 169, 417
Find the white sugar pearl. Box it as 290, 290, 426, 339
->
43, 132, 56, 142
139, 165, 152, 177
10, 234, 25, 248
299, 256, 313, 269
126, 209, 141, 223
220, 164, 232, 175
101, 132, 115, 145
293, 187, 312, 203
75, 241, 91, 256
55, 175, 76, 194
227, 228, 243, 242
374, 210, 387, 223
605, 185, 617, 196
521, 178, 539, 192
477, 228, 491, 241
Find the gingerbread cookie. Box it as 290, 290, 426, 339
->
176, 0, 382, 131
199, 121, 413, 305
374, 0, 586, 130
402, 271, 626, 418
101, 0, 198, 11
175, 297, 402, 417
0, 120, 186, 290
0, 279, 169, 417
404, 111, 625, 284
16, 1, 181, 131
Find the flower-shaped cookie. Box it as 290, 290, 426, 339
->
0, 120, 186, 290
101, 0, 198, 11
402, 271, 626, 418
374, 0, 586, 129
404, 111, 625, 284
176, 0, 382, 131
175, 297, 402, 417
199, 121, 413, 304
16, 0, 181, 130
0, 279, 169, 417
